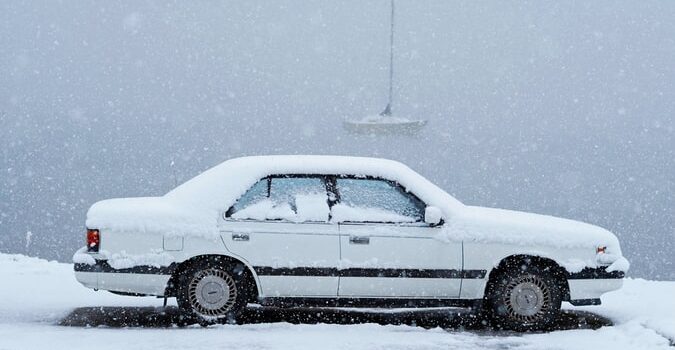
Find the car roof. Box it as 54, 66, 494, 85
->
165, 155, 464, 216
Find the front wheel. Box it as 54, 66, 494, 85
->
485, 264, 563, 331
176, 259, 250, 323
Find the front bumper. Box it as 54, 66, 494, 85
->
568, 278, 623, 303
566, 266, 624, 304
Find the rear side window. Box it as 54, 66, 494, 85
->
333, 178, 424, 223
228, 176, 329, 222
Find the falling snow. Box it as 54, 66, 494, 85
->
0, 1, 673, 349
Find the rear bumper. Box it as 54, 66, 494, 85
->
74, 260, 173, 297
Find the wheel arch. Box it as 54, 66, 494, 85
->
164, 254, 261, 302
484, 254, 571, 301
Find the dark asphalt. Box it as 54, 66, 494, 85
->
58, 305, 612, 333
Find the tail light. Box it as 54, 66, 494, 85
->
87, 229, 100, 252
596, 246, 607, 254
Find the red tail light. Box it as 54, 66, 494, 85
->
87, 229, 100, 252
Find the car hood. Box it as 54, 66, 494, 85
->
443, 205, 622, 254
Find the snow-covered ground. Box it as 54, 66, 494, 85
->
0, 253, 672, 350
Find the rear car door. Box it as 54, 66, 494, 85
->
335, 177, 463, 298
219, 175, 340, 297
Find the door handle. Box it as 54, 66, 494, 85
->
349, 236, 370, 245
232, 233, 249, 241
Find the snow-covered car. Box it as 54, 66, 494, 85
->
74, 155, 628, 330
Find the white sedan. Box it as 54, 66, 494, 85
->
74, 155, 628, 330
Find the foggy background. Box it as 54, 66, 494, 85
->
1, 1, 673, 279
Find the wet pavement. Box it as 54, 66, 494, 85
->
59, 305, 612, 333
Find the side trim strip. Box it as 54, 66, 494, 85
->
75, 261, 486, 279
75, 261, 624, 280
254, 267, 337, 277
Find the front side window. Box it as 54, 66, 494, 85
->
228, 176, 329, 222
332, 178, 424, 223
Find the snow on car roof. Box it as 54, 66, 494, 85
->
165, 155, 464, 215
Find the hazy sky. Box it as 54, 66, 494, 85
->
1, 1, 673, 279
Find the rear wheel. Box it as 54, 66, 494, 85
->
485, 263, 563, 331
176, 259, 250, 323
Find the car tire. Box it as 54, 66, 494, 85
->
176, 258, 251, 324
485, 262, 563, 331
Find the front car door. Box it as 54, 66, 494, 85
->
335, 177, 463, 298
219, 175, 340, 298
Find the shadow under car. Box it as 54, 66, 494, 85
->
58, 305, 612, 333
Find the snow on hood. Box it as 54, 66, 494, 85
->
440, 205, 623, 253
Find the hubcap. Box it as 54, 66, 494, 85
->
504, 275, 551, 322
188, 268, 237, 317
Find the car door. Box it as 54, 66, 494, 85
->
335, 177, 462, 298
219, 175, 340, 298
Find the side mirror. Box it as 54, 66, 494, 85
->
424, 206, 443, 226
